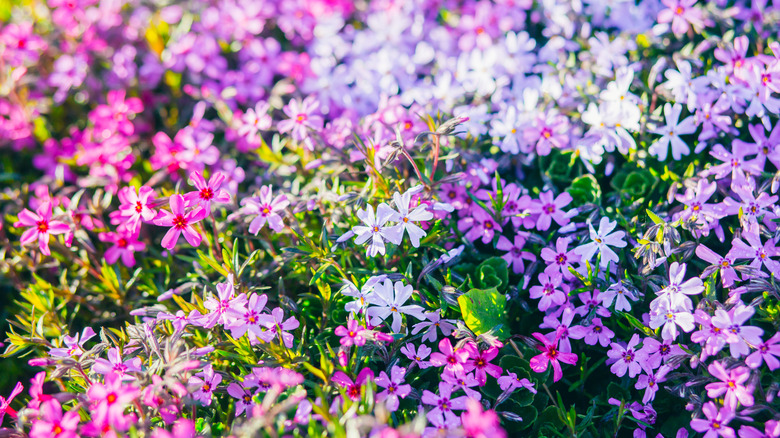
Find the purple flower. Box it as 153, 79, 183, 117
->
638, 337, 685, 370
497, 372, 536, 393
607, 334, 645, 378
225, 294, 274, 344
421, 382, 468, 425
529, 332, 578, 383
400, 343, 431, 369
202, 274, 247, 328
50, 327, 96, 357
227, 382, 255, 417
648, 103, 698, 161
411, 310, 456, 343
690, 402, 735, 438
711, 303, 764, 359
92, 348, 142, 381
277, 96, 323, 150
241, 185, 289, 234
458, 207, 502, 244
529, 271, 566, 312
264, 308, 299, 348
375, 366, 411, 412
696, 244, 740, 287
497, 234, 536, 274
635, 365, 671, 404
441, 370, 482, 400
705, 361, 754, 410
745, 332, 780, 371
657, 0, 705, 37
541, 237, 581, 279
569, 317, 614, 347
601, 281, 638, 312
531, 191, 573, 231
188, 365, 222, 407
366, 279, 425, 333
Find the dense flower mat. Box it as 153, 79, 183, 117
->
1, 0, 780, 437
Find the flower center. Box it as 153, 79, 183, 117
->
173, 214, 188, 230
37, 220, 49, 233
200, 188, 214, 200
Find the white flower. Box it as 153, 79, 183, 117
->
388, 186, 433, 248
366, 279, 426, 333
648, 103, 698, 161
573, 217, 627, 268
352, 204, 402, 257
341, 275, 386, 315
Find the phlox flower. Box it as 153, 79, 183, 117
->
573, 217, 627, 268
400, 343, 432, 369
569, 317, 614, 347
421, 382, 468, 425
29, 399, 80, 438
648, 103, 697, 161
366, 279, 425, 333
462, 343, 502, 386
458, 207, 502, 244
430, 338, 469, 374
237, 101, 272, 145
50, 327, 96, 357
705, 361, 754, 410
188, 365, 222, 407
730, 225, 780, 273
183, 170, 231, 211
15, 201, 70, 256
388, 186, 433, 248
332, 368, 374, 402
92, 348, 142, 381
340, 275, 386, 315
540, 308, 576, 353
352, 203, 402, 257
241, 185, 289, 234
225, 293, 274, 344
691, 309, 729, 360
651, 262, 704, 312
460, 398, 507, 438
649, 301, 695, 341
202, 274, 247, 328
0, 382, 23, 424
98, 229, 146, 268
334, 319, 369, 347
523, 112, 569, 156
87, 372, 140, 431
116, 186, 156, 233
227, 382, 255, 417
441, 370, 482, 400
607, 334, 645, 378
745, 332, 780, 371
690, 402, 735, 438
529, 332, 578, 383
277, 96, 323, 150
411, 310, 456, 343
497, 234, 536, 274
639, 337, 685, 370
657, 0, 705, 37
635, 365, 671, 404
264, 308, 299, 348
531, 191, 573, 231
529, 271, 566, 311
541, 237, 581, 279
712, 303, 763, 359
601, 281, 638, 311
497, 372, 536, 393
375, 366, 411, 412
27, 372, 53, 412
153, 194, 208, 249
695, 244, 740, 287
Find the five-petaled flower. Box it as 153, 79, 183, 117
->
15, 201, 70, 256
153, 194, 208, 249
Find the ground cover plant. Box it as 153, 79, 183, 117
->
1, 0, 780, 436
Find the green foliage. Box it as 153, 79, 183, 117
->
566, 175, 602, 206
457, 287, 508, 339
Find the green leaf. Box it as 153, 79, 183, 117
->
457, 287, 508, 339
647, 209, 664, 225
472, 257, 509, 291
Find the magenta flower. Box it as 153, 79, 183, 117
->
183, 171, 231, 211
241, 185, 289, 234
541, 237, 581, 279
375, 366, 411, 412
334, 319, 369, 347
607, 334, 645, 378
657, 0, 705, 37
460, 398, 507, 438
116, 186, 157, 233
421, 382, 468, 425
87, 372, 140, 431
29, 399, 80, 438
429, 338, 470, 374
92, 348, 142, 381
462, 343, 502, 386
98, 229, 146, 268
264, 307, 299, 348
690, 401, 735, 438
529, 271, 566, 312
745, 332, 780, 371
0, 382, 23, 424
531, 191, 573, 231
529, 332, 578, 383
497, 234, 536, 274
705, 361, 754, 410
188, 364, 222, 407
332, 368, 374, 401
15, 201, 70, 256
153, 194, 208, 249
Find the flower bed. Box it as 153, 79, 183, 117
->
1, 0, 780, 437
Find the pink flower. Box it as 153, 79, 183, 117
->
541, 237, 581, 279
607, 334, 645, 378
529, 271, 566, 312
690, 401, 735, 438
696, 244, 740, 287
183, 171, 231, 211
98, 229, 146, 268
745, 332, 780, 371
497, 372, 536, 393
188, 364, 222, 407
531, 191, 573, 231
421, 382, 468, 425
0, 382, 23, 424
334, 319, 369, 347
153, 194, 208, 249
400, 343, 431, 369
375, 366, 411, 412
635, 365, 671, 404
225, 293, 274, 344
116, 186, 156, 233
462, 343, 502, 386
227, 382, 255, 417
411, 310, 456, 343
705, 362, 754, 410
529, 332, 578, 382
523, 112, 569, 156
201, 274, 247, 328
277, 96, 323, 150
87, 372, 140, 431
332, 368, 374, 401
657, 0, 705, 37
496, 234, 536, 274
264, 308, 299, 348
92, 348, 142, 381
49, 327, 96, 357
241, 185, 289, 234
29, 399, 80, 438
429, 338, 470, 374
15, 201, 70, 256
460, 398, 507, 438
711, 303, 764, 359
